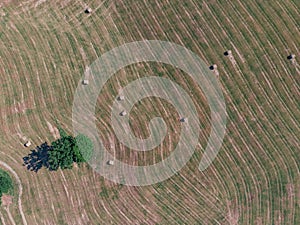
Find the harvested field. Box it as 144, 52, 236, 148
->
0, 0, 299, 224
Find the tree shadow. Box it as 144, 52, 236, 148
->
23, 142, 51, 173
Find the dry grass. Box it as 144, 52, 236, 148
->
0, 0, 299, 224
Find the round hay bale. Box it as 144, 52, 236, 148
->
209, 64, 217, 70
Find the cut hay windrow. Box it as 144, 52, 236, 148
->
0, 0, 298, 224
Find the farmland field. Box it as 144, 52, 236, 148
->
0, 0, 299, 224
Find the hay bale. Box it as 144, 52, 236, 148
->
24, 141, 31, 147
117, 95, 125, 101
85, 8, 92, 14
209, 64, 217, 70
224, 50, 232, 56
287, 54, 296, 60
82, 79, 89, 85
180, 117, 188, 123
120, 110, 127, 116
107, 160, 114, 165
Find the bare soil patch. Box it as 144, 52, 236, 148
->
225, 201, 239, 225
1, 194, 13, 207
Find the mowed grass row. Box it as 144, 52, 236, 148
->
0, 0, 299, 224
98, 0, 227, 221
0, 0, 162, 224
205, 1, 298, 224
0, 0, 270, 223
0, 1, 110, 224
110, 0, 297, 223
205, 1, 298, 223
101, 0, 297, 223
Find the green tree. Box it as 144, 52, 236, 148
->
74, 134, 94, 163
0, 175, 13, 194
58, 126, 68, 138
24, 130, 94, 172
0, 169, 13, 205
47, 134, 93, 170
49, 136, 76, 170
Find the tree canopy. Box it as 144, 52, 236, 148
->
23, 129, 94, 172
48, 135, 76, 170
48, 134, 94, 170
74, 134, 93, 163
0, 169, 13, 204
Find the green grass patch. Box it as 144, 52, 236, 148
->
0, 168, 14, 205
